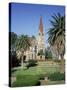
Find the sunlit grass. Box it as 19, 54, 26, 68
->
11, 60, 65, 87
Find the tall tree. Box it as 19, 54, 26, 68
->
11, 32, 17, 45
16, 35, 31, 60
10, 32, 17, 51
47, 13, 65, 59
16, 35, 31, 51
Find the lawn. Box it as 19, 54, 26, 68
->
11, 60, 65, 87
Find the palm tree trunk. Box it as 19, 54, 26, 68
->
59, 55, 61, 60
60, 60, 65, 73
21, 55, 24, 68
60, 54, 64, 59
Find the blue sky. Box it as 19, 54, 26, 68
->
10, 3, 65, 47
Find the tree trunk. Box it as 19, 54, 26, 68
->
59, 55, 61, 60
21, 56, 24, 68
60, 60, 65, 73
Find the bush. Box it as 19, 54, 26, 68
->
48, 72, 65, 81
39, 74, 45, 80
12, 75, 40, 87
45, 49, 52, 59
26, 59, 37, 68
10, 51, 21, 67
54, 59, 61, 63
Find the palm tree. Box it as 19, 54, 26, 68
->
16, 35, 30, 51
48, 13, 65, 59
15, 35, 31, 66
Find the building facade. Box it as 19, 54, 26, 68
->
23, 16, 45, 61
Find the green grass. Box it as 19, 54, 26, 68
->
48, 72, 65, 81
11, 60, 65, 87
12, 75, 40, 87
13, 61, 60, 75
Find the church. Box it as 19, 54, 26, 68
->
23, 16, 45, 61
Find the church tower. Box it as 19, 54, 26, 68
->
37, 16, 45, 60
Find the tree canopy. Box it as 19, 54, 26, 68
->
47, 13, 65, 59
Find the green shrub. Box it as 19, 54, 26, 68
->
45, 49, 52, 59
49, 72, 65, 81
12, 75, 40, 87
39, 74, 45, 80
11, 51, 21, 67
54, 59, 61, 63
26, 59, 37, 68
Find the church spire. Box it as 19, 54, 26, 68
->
39, 16, 43, 33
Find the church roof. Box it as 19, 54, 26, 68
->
39, 16, 43, 33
